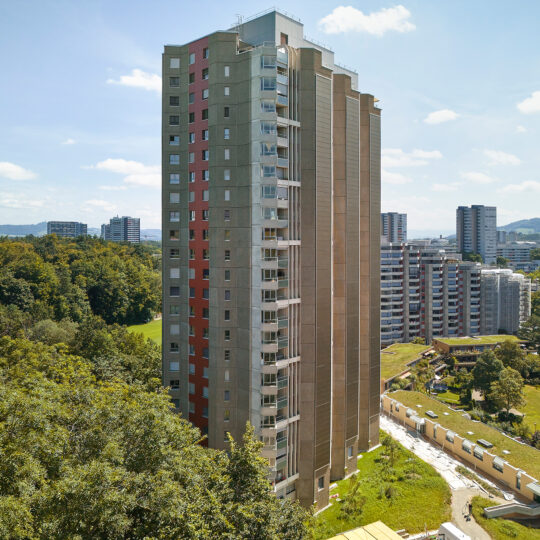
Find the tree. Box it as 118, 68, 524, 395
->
489, 367, 525, 413
412, 359, 434, 392
530, 247, 540, 261
412, 337, 425, 345
472, 350, 504, 397
531, 290, 540, 318
462, 252, 483, 263
518, 315, 540, 353
496, 256, 510, 268
494, 340, 527, 375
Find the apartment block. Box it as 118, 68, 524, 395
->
101, 216, 140, 243
46, 221, 87, 238
161, 10, 381, 508
380, 242, 481, 346
381, 212, 407, 243
456, 205, 497, 264
480, 269, 531, 334
496, 241, 538, 264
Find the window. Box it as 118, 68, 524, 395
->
261, 77, 276, 90
171, 399, 180, 409
261, 100, 276, 113
203, 387, 209, 398
189, 248, 195, 259
189, 305, 195, 317
203, 268, 209, 279
189, 52, 195, 64
189, 268, 195, 279
169, 115, 179, 125
280, 32, 288, 45
224, 209, 230, 221
224, 390, 230, 401
189, 325, 195, 337
170, 57, 180, 68
224, 270, 230, 281
224, 230, 230, 241
224, 330, 230, 341
189, 192, 195, 203
189, 112, 195, 123
261, 121, 276, 134
446, 431, 455, 443
224, 169, 230, 181
170, 324, 180, 335
224, 128, 230, 139
189, 152, 195, 163
224, 310, 230, 321
473, 446, 484, 461
203, 327, 209, 338
202, 349, 209, 360
170, 304, 179, 315
169, 95, 180, 106
170, 361, 179, 371
189, 171, 195, 182
261, 55, 276, 68
169, 211, 180, 222
189, 132, 195, 144
202, 67, 209, 79
202, 129, 209, 140
189, 344, 195, 355
189, 383, 195, 394
493, 458, 504, 473
189, 92, 195, 104
224, 290, 231, 301
189, 401, 195, 414
169, 173, 180, 184
170, 342, 179, 352
224, 65, 230, 77
189, 210, 195, 221
224, 149, 230, 160
203, 190, 209, 201
262, 165, 276, 177
203, 47, 209, 59
224, 409, 230, 422
348, 446, 353, 458
169, 77, 179, 87
224, 250, 230, 261
203, 249, 209, 260
169, 192, 180, 203
224, 349, 230, 361
189, 228, 195, 239
203, 288, 209, 299
189, 287, 195, 298
202, 109, 208, 120
224, 190, 230, 201
261, 142, 277, 155
224, 106, 230, 118
170, 248, 180, 259
224, 86, 230, 96
224, 369, 230, 381
202, 210, 209, 221
170, 379, 179, 390
202, 150, 209, 161
189, 72, 195, 84
169, 230, 179, 241
202, 170, 209, 181
318, 477, 324, 490
202, 88, 209, 100
203, 230, 209, 240
262, 185, 276, 198
169, 135, 180, 146
169, 154, 180, 165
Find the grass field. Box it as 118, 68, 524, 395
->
434, 389, 461, 405
434, 335, 521, 346
127, 319, 162, 344
391, 390, 540, 480
520, 385, 540, 432
313, 440, 451, 539
472, 496, 540, 539
380, 343, 432, 380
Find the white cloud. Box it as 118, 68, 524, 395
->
432, 182, 462, 192
382, 170, 413, 185
517, 91, 540, 114
0, 194, 44, 209
90, 158, 160, 188
424, 109, 459, 124
0, 161, 37, 181
98, 185, 128, 191
498, 180, 540, 194
61, 138, 76, 145
382, 148, 442, 168
84, 199, 118, 212
484, 149, 521, 166
516, 125, 527, 133
318, 5, 415, 36
107, 69, 161, 93
460, 171, 498, 184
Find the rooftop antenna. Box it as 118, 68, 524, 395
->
235, 14, 243, 34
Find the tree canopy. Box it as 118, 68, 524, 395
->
472, 351, 504, 396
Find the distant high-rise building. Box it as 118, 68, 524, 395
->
381, 212, 407, 243
100, 216, 140, 243
47, 221, 87, 238
161, 10, 381, 508
456, 205, 497, 264
496, 241, 538, 264
480, 269, 531, 334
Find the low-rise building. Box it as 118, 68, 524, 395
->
497, 241, 538, 264
47, 221, 87, 237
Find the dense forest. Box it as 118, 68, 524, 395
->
0, 236, 310, 538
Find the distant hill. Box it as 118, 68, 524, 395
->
0, 222, 47, 237
140, 229, 161, 241
499, 218, 540, 234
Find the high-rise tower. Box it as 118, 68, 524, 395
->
456, 205, 497, 264
161, 9, 381, 508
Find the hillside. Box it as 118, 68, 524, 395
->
499, 217, 540, 233
0, 221, 47, 236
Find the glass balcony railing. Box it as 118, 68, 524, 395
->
278, 317, 288, 329
278, 279, 288, 288
276, 437, 287, 450
277, 376, 288, 389
277, 396, 288, 409
277, 95, 288, 107
278, 257, 288, 268
278, 337, 288, 349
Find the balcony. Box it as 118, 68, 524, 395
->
277, 136, 288, 148
277, 95, 288, 107
278, 257, 288, 268
277, 157, 289, 168
278, 317, 288, 329
277, 375, 288, 389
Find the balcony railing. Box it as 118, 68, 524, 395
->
278, 257, 288, 268
278, 317, 288, 329
277, 376, 288, 389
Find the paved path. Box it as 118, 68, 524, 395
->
452, 487, 492, 540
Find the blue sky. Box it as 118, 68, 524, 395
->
1, 1, 539, 236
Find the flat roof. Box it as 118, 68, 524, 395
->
328, 520, 403, 540
380, 343, 432, 380
434, 335, 521, 346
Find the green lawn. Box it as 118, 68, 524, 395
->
472, 496, 540, 539
127, 319, 162, 344
313, 440, 451, 539
391, 390, 540, 480
520, 385, 540, 432
434, 389, 461, 405
435, 335, 521, 346
380, 343, 432, 380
